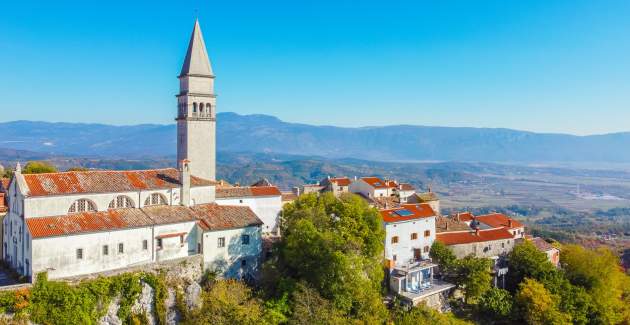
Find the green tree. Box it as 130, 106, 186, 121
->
478, 287, 513, 319
507, 241, 556, 291
451, 256, 492, 303
22, 161, 57, 174
515, 278, 571, 325
288, 282, 345, 325
560, 244, 630, 324
185, 280, 265, 325
390, 302, 472, 325
430, 241, 456, 274
270, 192, 387, 322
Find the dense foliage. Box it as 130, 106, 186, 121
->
21, 161, 57, 174
263, 192, 388, 323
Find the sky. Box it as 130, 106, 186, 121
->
1, 0, 629, 135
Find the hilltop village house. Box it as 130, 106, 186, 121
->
2, 20, 282, 281
298, 175, 556, 306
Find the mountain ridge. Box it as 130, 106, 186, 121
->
1, 112, 630, 163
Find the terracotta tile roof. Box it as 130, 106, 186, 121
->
142, 205, 198, 225
22, 168, 215, 197
385, 180, 398, 188
329, 177, 351, 186
0, 178, 10, 191
475, 213, 523, 229
529, 237, 556, 252
251, 178, 273, 187
452, 212, 475, 222
191, 204, 263, 230
26, 208, 154, 238
361, 177, 391, 189
435, 216, 470, 233
281, 192, 298, 202
399, 183, 415, 191
414, 192, 439, 202
215, 186, 281, 198
27, 203, 263, 238
380, 203, 436, 223
436, 227, 514, 246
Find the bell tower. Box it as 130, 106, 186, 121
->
176, 19, 216, 180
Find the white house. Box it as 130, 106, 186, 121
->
2, 19, 271, 281
380, 203, 437, 265
215, 186, 282, 236
350, 177, 396, 199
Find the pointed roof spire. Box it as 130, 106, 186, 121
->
180, 19, 213, 77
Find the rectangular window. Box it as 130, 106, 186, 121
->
143, 240, 148, 250
393, 254, 397, 261
218, 237, 225, 248
76, 248, 83, 259
241, 234, 250, 245
411, 233, 418, 240
103, 245, 109, 256
423, 246, 430, 253
424, 230, 431, 237
157, 238, 163, 250
118, 243, 124, 254
391, 236, 399, 244
180, 235, 184, 244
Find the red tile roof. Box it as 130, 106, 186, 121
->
380, 203, 436, 223
453, 212, 475, 222
361, 177, 391, 189
216, 186, 281, 198
330, 177, 351, 186
26, 203, 263, 238
22, 169, 215, 197
281, 192, 298, 202
398, 183, 415, 191
436, 227, 514, 245
192, 204, 263, 230
475, 213, 523, 229
26, 208, 154, 238
0, 178, 10, 191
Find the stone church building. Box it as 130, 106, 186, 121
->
2, 20, 280, 280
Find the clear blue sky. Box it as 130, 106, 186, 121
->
1, 0, 629, 135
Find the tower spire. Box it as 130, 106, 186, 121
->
180, 19, 213, 77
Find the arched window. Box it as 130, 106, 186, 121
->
199, 103, 204, 113
206, 103, 211, 115
193, 102, 197, 112
108, 196, 135, 209
144, 193, 167, 206
68, 199, 97, 214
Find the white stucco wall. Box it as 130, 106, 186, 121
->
31, 227, 154, 279
202, 226, 262, 279
384, 217, 436, 266
215, 196, 281, 235
154, 221, 199, 262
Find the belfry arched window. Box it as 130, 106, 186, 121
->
144, 193, 167, 206
199, 103, 204, 113
108, 195, 135, 209
193, 102, 197, 112
206, 103, 211, 115
68, 199, 97, 214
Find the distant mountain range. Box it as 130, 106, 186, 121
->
1, 112, 630, 163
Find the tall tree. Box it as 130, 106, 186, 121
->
560, 244, 630, 324
451, 256, 493, 304
270, 192, 387, 322
515, 278, 571, 325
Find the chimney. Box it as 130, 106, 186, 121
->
445, 221, 449, 231
456, 213, 460, 222
475, 228, 480, 236
179, 159, 191, 207
508, 219, 513, 228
